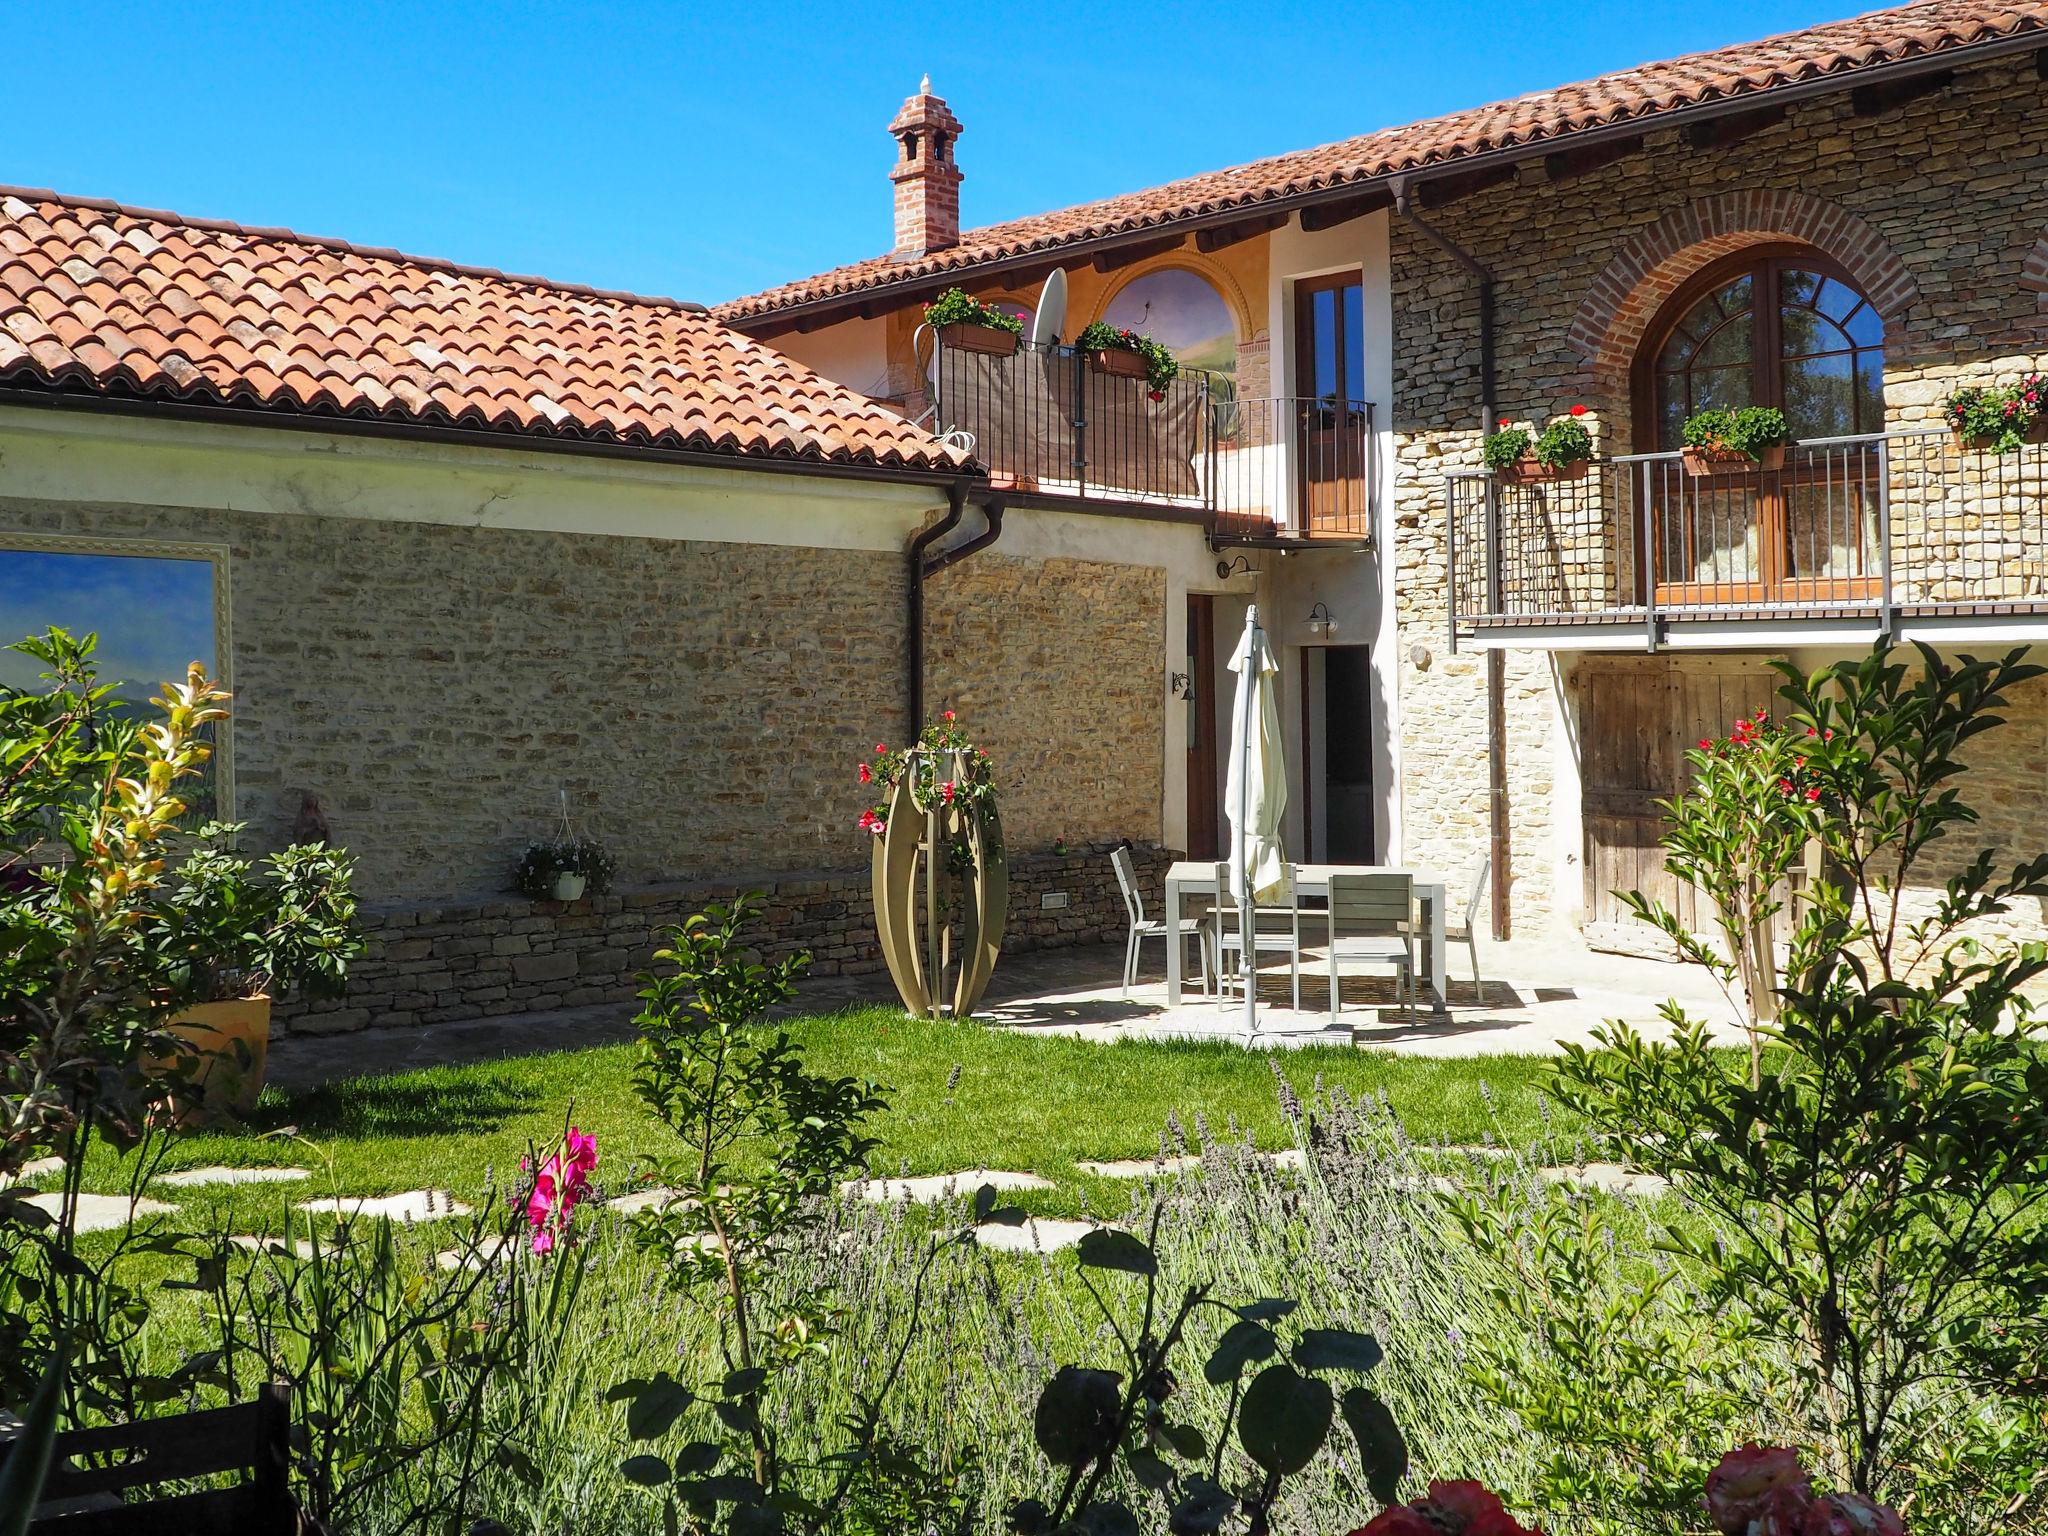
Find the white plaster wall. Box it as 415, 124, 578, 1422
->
767, 315, 900, 404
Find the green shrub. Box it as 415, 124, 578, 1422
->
1681, 405, 1791, 459
1944, 373, 2047, 453
1076, 321, 1179, 397
924, 287, 1024, 336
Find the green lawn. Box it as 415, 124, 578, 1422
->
60, 1007, 1576, 1229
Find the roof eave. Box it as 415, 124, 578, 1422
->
729, 23, 2047, 333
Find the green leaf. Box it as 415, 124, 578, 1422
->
1157, 1421, 1207, 1461
1203, 1318, 1276, 1384
1340, 1386, 1408, 1506
1232, 1298, 1297, 1322
673, 1441, 721, 1476
1127, 1447, 1175, 1490
620, 1454, 672, 1488
1075, 1502, 1140, 1536
0, 1339, 66, 1536
1167, 1475, 1236, 1534
1076, 1228, 1157, 1275
606, 1371, 694, 1441
1236, 1363, 1332, 1476
1033, 1366, 1123, 1467
1291, 1328, 1383, 1375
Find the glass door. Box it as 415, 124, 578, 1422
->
1293, 271, 1369, 535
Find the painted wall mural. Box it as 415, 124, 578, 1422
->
1101, 268, 1239, 380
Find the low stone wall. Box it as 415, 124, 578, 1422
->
278, 844, 1173, 1037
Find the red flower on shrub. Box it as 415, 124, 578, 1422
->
1798, 1494, 1906, 1536
1705, 1446, 1812, 1535
943, 709, 956, 722
1348, 1509, 1438, 1536
1350, 1481, 1540, 1536
1570, 404, 1588, 416
858, 761, 872, 784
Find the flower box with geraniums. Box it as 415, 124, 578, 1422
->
923, 287, 1023, 358
1075, 320, 1178, 401
1945, 372, 2048, 453
514, 837, 616, 903
150, 822, 361, 1122
1483, 406, 1594, 484
1681, 405, 1793, 476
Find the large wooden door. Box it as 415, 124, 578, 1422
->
1580, 655, 1783, 944
1185, 596, 1219, 860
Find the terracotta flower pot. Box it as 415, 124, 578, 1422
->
1089, 347, 1148, 380
1495, 456, 1589, 486
1951, 415, 2048, 453
937, 322, 1019, 358
147, 995, 273, 1125
1682, 443, 1788, 476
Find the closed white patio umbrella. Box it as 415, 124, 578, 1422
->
1225, 604, 1289, 1035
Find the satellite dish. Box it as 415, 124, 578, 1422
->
1028, 268, 1068, 348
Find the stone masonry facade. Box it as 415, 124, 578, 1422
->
277, 843, 1173, 1035
3, 494, 1175, 1035
1385, 56, 2048, 941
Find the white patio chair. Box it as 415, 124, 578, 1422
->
1212, 862, 1302, 1012
1445, 856, 1490, 1002
1321, 870, 1417, 1024
1112, 846, 1212, 999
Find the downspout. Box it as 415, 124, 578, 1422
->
1394, 180, 1511, 945
906, 483, 1005, 731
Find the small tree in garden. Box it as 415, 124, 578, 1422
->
1554, 642, 2048, 1505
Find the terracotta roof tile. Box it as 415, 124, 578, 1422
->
717, 0, 2048, 323
0, 189, 964, 473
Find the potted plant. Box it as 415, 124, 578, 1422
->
1681, 405, 1793, 475
515, 837, 616, 902
150, 825, 361, 1121
1075, 321, 1179, 400
924, 288, 1024, 357
1484, 406, 1594, 484
1944, 373, 2048, 453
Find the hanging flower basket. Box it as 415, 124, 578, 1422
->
937, 321, 1020, 357
1682, 443, 1789, 477
1945, 373, 2048, 453
1951, 416, 2048, 453
1496, 455, 1589, 485
1088, 346, 1148, 380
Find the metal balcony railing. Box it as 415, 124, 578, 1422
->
1445, 428, 2048, 646
926, 332, 1375, 542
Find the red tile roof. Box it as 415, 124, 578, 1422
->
717, 0, 2048, 324
0, 188, 965, 472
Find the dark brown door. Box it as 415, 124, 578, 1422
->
1293, 271, 1369, 535
1185, 596, 1219, 860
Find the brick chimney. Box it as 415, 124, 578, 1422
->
888, 76, 963, 259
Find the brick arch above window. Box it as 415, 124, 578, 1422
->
1567, 191, 1918, 389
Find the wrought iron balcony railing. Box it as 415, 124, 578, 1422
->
1445, 428, 2048, 646
926, 333, 1375, 542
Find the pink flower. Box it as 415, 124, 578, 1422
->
943, 709, 956, 722
1698, 737, 1714, 751
942, 780, 956, 804
1705, 1446, 1812, 1536
876, 742, 887, 753
525, 1127, 598, 1255
858, 761, 872, 784
1796, 1494, 1904, 1536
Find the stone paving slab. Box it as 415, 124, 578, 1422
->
436, 1235, 515, 1271
229, 1234, 310, 1257
1, 1156, 66, 1187
604, 1186, 692, 1216
21, 1191, 175, 1233
160, 1166, 310, 1188
296, 1191, 473, 1222
844, 1169, 1053, 1204
1076, 1155, 1202, 1178
972, 1217, 1100, 1254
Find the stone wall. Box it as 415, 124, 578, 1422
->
1383, 58, 2048, 937
2, 499, 1169, 906
278, 843, 1174, 1035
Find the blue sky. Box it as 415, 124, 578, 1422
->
0, 552, 216, 699
9, 2, 1844, 307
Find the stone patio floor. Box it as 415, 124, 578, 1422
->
268, 933, 1746, 1091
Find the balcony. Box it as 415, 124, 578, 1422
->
1445, 429, 2048, 650
927, 333, 1375, 543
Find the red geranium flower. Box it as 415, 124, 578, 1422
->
1570, 404, 1588, 416
1797, 1493, 1906, 1536
1347, 1510, 1437, 1536
1705, 1446, 1812, 1536
858, 761, 872, 784
943, 709, 956, 722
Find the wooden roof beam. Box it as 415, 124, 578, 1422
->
1543, 134, 1645, 182
1415, 163, 1518, 210
1298, 187, 1395, 231
1090, 232, 1189, 272
1681, 104, 1786, 150
1851, 68, 1952, 116
1195, 210, 1292, 252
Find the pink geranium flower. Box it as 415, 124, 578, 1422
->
1705, 1446, 1812, 1535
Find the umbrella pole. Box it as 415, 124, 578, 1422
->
1239, 619, 1258, 1040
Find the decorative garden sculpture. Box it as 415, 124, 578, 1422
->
858, 715, 1006, 1018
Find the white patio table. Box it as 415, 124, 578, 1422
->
1161, 861, 1448, 1009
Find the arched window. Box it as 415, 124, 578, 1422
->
1635, 246, 1887, 604
1100, 268, 1239, 382
1640, 247, 1885, 449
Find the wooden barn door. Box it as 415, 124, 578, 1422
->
1580, 654, 1782, 945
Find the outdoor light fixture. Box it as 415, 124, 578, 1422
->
1169, 671, 1192, 699
1216, 554, 1252, 581
1306, 601, 1336, 638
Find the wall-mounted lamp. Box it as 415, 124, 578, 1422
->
1169, 671, 1193, 699
1215, 554, 1252, 581
1306, 601, 1336, 638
